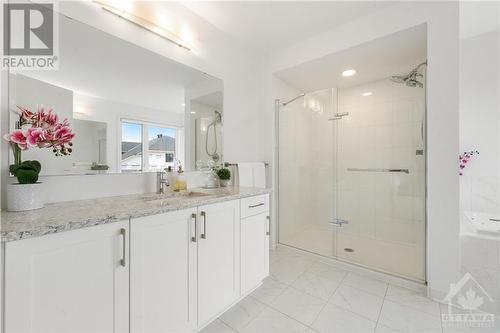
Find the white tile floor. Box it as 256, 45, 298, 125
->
201, 246, 499, 333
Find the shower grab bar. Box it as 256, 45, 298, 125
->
224, 162, 269, 167
328, 112, 350, 121
347, 168, 410, 174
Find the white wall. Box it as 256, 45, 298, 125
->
459, 31, 500, 215
458, 1, 500, 318
260, 1, 460, 298
1, 0, 262, 205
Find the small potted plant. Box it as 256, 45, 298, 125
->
4, 106, 75, 211
216, 167, 231, 187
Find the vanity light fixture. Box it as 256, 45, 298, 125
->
342, 69, 356, 77
94, 1, 191, 51
190, 111, 196, 114
362, 92, 373, 97
74, 106, 86, 115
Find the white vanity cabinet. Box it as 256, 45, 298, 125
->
197, 200, 241, 326
130, 208, 198, 333
130, 200, 241, 331
4, 221, 130, 333
240, 195, 270, 295
2, 194, 269, 333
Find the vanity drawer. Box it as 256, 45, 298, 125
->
241, 194, 269, 218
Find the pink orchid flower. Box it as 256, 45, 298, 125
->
26, 128, 47, 147
5, 105, 75, 157
3, 129, 28, 150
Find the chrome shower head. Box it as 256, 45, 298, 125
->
391, 61, 427, 88
214, 110, 222, 123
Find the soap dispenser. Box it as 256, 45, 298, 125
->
174, 165, 187, 191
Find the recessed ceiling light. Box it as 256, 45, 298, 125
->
182, 103, 186, 107
190, 111, 196, 114
342, 69, 356, 77
362, 92, 373, 97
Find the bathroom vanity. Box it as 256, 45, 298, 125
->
1, 187, 270, 332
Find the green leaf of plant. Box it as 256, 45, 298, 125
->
9, 160, 41, 184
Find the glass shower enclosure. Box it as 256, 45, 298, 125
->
277, 75, 426, 282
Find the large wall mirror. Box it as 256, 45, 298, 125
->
8, 12, 223, 176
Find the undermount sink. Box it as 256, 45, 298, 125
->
142, 191, 210, 202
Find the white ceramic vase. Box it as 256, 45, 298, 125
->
220, 179, 231, 187
7, 183, 44, 211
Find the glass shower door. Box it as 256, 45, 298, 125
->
278, 89, 337, 258
334, 79, 426, 282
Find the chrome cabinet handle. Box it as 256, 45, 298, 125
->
266, 216, 270, 236
249, 203, 265, 209
201, 211, 207, 239
191, 213, 197, 242
120, 228, 126, 267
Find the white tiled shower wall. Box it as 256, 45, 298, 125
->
335, 78, 426, 281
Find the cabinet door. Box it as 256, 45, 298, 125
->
241, 212, 270, 295
130, 209, 197, 333
4, 221, 129, 333
197, 200, 240, 326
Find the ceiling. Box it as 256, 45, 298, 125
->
193, 91, 224, 110
275, 24, 427, 92
460, 1, 500, 39
180, 1, 395, 51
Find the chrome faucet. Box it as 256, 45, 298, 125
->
157, 170, 169, 194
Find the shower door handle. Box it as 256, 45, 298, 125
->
347, 168, 409, 174
329, 218, 349, 227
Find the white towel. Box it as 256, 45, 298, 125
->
252, 163, 266, 188
237, 163, 254, 188
237, 162, 266, 188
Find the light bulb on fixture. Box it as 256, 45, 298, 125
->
93, 0, 191, 51
342, 69, 356, 77
74, 106, 86, 115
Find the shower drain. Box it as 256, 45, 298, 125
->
344, 248, 354, 253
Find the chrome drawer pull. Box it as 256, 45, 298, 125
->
120, 228, 126, 267
266, 216, 270, 236
191, 213, 197, 242
249, 203, 265, 209
201, 211, 207, 239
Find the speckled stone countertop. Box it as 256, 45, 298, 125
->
1, 187, 271, 242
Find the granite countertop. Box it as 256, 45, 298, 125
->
1, 187, 271, 242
